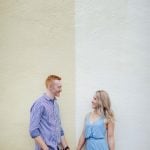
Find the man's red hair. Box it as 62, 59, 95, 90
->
45, 75, 61, 88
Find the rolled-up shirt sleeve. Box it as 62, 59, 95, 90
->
60, 126, 64, 136
29, 101, 43, 138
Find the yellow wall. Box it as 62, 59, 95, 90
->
0, 0, 75, 149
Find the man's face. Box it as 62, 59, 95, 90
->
49, 80, 62, 97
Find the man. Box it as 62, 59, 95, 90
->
29, 75, 70, 150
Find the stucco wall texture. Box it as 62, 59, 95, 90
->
0, 0, 150, 150
0, 0, 75, 149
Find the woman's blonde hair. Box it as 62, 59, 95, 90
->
96, 90, 114, 122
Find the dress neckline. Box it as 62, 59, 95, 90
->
88, 112, 103, 125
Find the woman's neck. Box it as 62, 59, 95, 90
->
93, 109, 101, 116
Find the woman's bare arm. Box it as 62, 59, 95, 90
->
107, 121, 115, 150
77, 129, 85, 150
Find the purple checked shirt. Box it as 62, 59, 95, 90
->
29, 93, 64, 150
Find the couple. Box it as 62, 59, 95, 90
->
29, 75, 115, 150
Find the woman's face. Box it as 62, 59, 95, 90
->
91, 94, 99, 109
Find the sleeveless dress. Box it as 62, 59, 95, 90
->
84, 113, 109, 150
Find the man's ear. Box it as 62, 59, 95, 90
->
48, 82, 53, 90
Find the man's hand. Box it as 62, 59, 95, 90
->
42, 145, 49, 150
60, 136, 70, 150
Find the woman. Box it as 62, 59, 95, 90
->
77, 90, 115, 150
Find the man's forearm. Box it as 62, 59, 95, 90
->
34, 136, 49, 150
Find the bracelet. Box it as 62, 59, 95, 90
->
64, 146, 70, 150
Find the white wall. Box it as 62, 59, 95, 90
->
75, 0, 150, 149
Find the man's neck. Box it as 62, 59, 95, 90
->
46, 91, 55, 100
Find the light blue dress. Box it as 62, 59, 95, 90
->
84, 113, 109, 150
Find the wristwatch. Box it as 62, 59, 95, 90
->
63, 146, 70, 150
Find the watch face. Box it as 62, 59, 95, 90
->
65, 146, 70, 150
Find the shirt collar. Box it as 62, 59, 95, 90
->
43, 93, 56, 102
